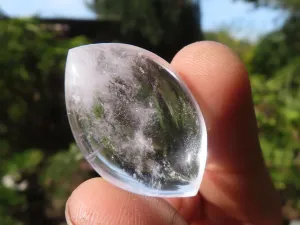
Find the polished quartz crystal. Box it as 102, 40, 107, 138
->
65, 43, 207, 197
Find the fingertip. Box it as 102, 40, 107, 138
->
171, 41, 251, 121
172, 41, 245, 73
66, 178, 187, 225
66, 178, 107, 225
171, 41, 260, 172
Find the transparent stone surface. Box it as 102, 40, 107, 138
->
65, 43, 207, 197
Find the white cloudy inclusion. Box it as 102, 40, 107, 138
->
65, 43, 207, 197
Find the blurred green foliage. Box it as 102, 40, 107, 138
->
0, 18, 89, 224
87, 0, 181, 45
244, 0, 300, 12
208, 14, 300, 214
87, 0, 202, 47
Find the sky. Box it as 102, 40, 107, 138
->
0, 0, 287, 41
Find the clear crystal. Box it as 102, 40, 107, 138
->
65, 43, 207, 197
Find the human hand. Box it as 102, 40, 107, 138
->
65, 42, 282, 225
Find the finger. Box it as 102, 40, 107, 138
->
169, 41, 281, 224
66, 178, 188, 225
171, 41, 262, 172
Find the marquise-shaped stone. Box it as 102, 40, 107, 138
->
65, 43, 207, 197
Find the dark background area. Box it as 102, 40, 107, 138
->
0, 0, 299, 224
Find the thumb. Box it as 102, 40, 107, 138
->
66, 178, 188, 225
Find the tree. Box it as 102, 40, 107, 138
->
249, 13, 299, 75
207, 2, 300, 221
0, 8, 8, 18
86, 0, 203, 53
244, 0, 300, 221
242, 0, 300, 12
0, 18, 90, 225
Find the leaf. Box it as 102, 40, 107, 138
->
5, 149, 44, 175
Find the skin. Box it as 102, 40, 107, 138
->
65, 41, 283, 225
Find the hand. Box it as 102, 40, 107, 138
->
65, 42, 282, 225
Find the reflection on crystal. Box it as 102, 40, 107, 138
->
65, 43, 207, 197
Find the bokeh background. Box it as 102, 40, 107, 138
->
0, 0, 299, 224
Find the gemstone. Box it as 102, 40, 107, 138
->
65, 43, 207, 197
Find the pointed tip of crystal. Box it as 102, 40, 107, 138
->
65, 43, 207, 198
